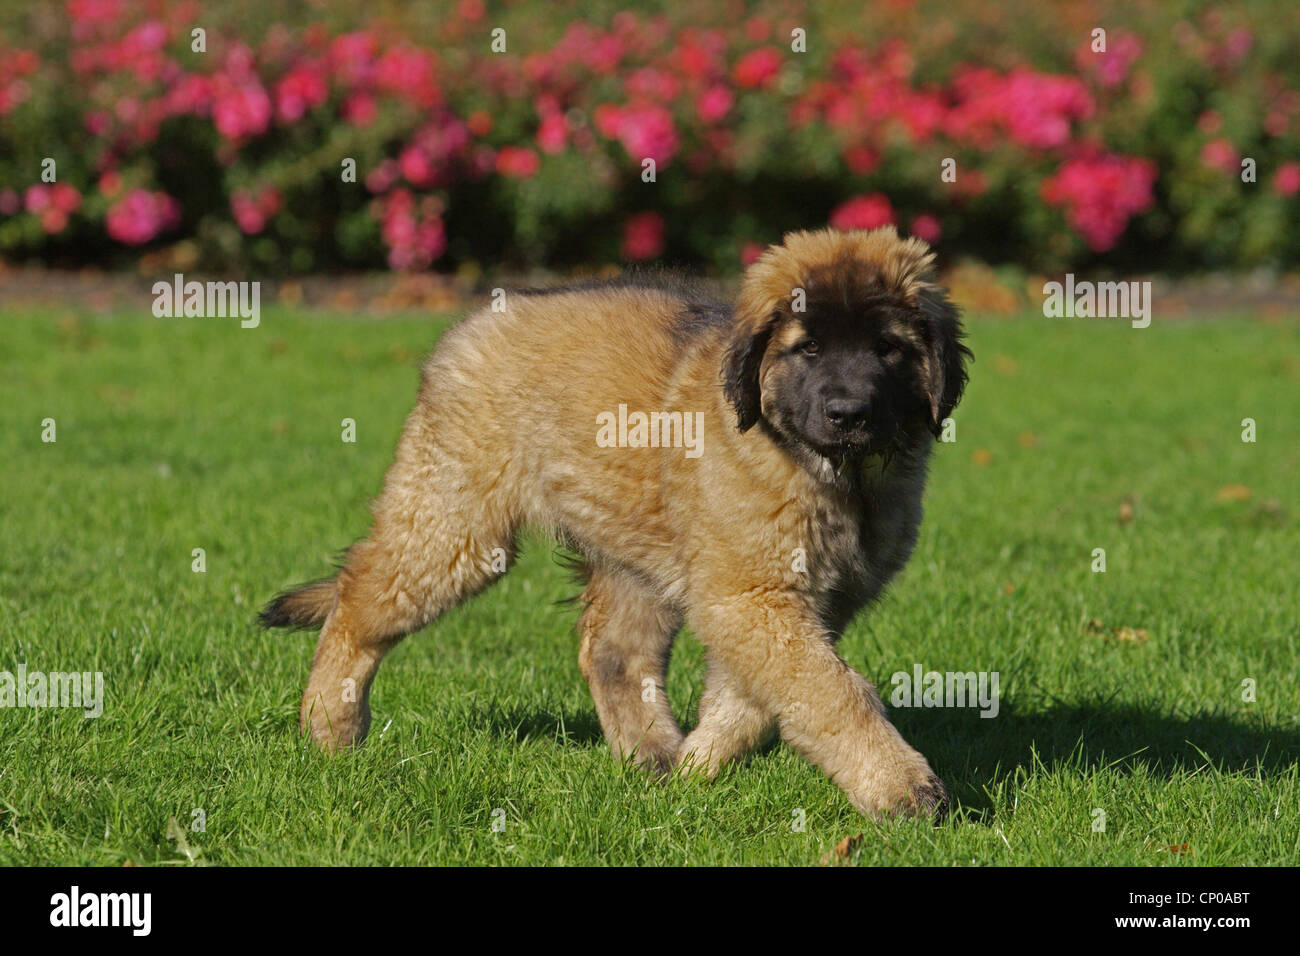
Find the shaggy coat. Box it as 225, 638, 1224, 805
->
262, 226, 970, 819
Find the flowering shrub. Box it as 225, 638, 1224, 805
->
0, 0, 1296, 274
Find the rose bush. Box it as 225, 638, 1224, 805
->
0, 0, 1295, 274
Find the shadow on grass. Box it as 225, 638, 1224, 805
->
896, 701, 1300, 822
478, 695, 1297, 825
480, 700, 606, 747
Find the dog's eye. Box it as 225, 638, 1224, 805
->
798, 340, 820, 357
879, 339, 904, 358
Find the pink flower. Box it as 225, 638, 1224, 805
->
399, 145, 437, 187
341, 92, 377, 126
673, 30, 725, 81
373, 46, 439, 109
626, 67, 680, 101
733, 47, 782, 89
52, 183, 81, 213
495, 146, 540, 178
212, 78, 272, 140
843, 145, 879, 175
365, 159, 400, 194
1076, 32, 1142, 88
536, 112, 568, 154
744, 17, 771, 42
909, 214, 942, 244
98, 170, 123, 197
1220, 27, 1253, 66
105, 188, 180, 245
165, 74, 212, 115
740, 241, 765, 266
1041, 153, 1156, 251
1274, 162, 1300, 197
275, 64, 328, 123
68, 0, 124, 26
394, 117, 471, 188
622, 211, 665, 261
328, 32, 376, 85
585, 33, 625, 75
1201, 138, 1240, 174
376, 188, 446, 270
608, 104, 678, 166
948, 67, 1093, 150
830, 194, 895, 231
231, 187, 281, 234
696, 85, 734, 124
23, 184, 51, 213
1003, 70, 1093, 148
24, 183, 81, 234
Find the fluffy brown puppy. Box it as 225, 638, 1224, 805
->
262, 225, 970, 820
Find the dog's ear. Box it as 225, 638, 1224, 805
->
917, 286, 971, 436
723, 313, 776, 432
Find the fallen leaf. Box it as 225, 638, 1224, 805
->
1017, 431, 1037, 448
821, 833, 864, 866
1217, 484, 1252, 502
1086, 619, 1149, 645
1118, 498, 1135, 525
278, 281, 303, 308
971, 448, 993, 466
994, 355, 1020, 375
1002, 582, 1016, 596
1105, 626, 1149, 645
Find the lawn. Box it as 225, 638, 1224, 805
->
1, 305, 1296, 866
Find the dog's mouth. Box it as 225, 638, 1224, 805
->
808, 422, 899, 461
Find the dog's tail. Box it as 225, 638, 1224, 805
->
259, 577, 338, 630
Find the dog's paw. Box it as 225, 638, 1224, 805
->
853, 756, 950, 823
636, 747, 678, 780
673, 732, 727, 779
299, 692, 369, 753
906, 772, 951, 823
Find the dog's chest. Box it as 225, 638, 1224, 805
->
804, 470, 924, 629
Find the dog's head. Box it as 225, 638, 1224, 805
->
723, 227, 970, 463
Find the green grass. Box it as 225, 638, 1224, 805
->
2, 306, 1297, 866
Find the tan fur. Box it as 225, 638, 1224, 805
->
264, 226, 965, 820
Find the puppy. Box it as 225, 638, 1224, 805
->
262, 226, 970, 819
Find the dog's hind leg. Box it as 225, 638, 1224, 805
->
577, 570, 683, 775
292, 445, 519, 753
676, 658, 776, 777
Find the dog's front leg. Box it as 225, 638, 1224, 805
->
688, 592, 948, 820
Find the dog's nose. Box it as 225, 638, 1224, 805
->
825, 398, 871, 431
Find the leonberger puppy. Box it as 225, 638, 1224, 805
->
262, 226, 970, 820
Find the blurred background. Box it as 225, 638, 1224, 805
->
1, 0, 1298, 304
